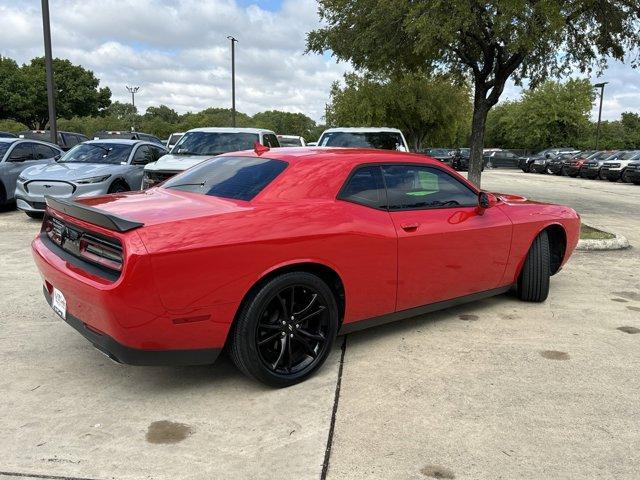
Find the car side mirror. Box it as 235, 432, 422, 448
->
477, 191, 498, 214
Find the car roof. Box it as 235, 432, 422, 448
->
0, 138, 20, 144
85, 139, 144, 145
186, 127, 275, 134
320, 127, 403, 134
277, 135, 302, 139
224, 146, 442, 167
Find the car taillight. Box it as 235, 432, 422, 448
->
79, 235, 123, 271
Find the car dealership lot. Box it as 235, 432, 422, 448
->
1, 170, 639, 480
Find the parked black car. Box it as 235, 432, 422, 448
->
0, 131, 17, 138
544, 151, 592, 175
625, 161, 640, 185
18, 130, 88, 151
451, 148, 487, 171
93, 130, 163, 146
580, 151, 619, 179
483, 150, 525, 168
519, 148, 576, 172
423, 148, 453, 162
531, 150, 581, 173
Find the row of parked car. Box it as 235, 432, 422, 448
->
0, 126, 413, 218
520, 149, 640, 184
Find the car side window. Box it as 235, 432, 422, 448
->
131, 145, 153, 165
338, 165, 387, 209
8, 143, 35, 162
151, 146, 166, 161
382, 165, 477, 210
262, 134, 279, 148
34, 144, 58, 159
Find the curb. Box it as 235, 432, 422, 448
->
576, 225, 630, 251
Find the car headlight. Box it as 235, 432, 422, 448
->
76, 175, 111, 184
18, 173, 28, 182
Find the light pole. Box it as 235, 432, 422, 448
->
126, 85, 140, 131
227, 36, 238, 127
594, 82, 608, 150
41, 0, 57, 145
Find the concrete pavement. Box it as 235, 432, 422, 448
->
1, 170, 638, 480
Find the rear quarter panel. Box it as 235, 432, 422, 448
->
137, 200, 399, 327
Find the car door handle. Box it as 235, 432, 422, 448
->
401, 223, 420, 232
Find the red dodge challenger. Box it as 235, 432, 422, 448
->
32, 147, 580, 386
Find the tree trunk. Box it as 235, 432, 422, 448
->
468, 87, 489, 188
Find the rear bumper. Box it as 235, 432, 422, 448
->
32, 233, 233, 360
43, 288, 220, 366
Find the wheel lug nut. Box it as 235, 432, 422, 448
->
295, 324, 299, 328
290, 334, 294, 338
290, 316, 294, 320
281, 320, 286, 325
281, 332, 286, 336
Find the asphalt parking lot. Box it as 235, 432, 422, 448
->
1, 170, 639, 480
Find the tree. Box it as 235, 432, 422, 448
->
327, 73, 471, 150
0, 57, 22, 121
307, 1, 640, 186
252, 110, 317, 138
179, 107, 253, 130
486, 79, 594, 150
10, 57, 111, 129
144, 105, 179, 124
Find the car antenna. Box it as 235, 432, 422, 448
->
254, 141, 269, 156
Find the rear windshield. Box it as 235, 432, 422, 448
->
319, 131, 404, 150
163, 156, 287, 201
278, 137, 303, 147
171, 132, 259, 155
60, 143, 133, 164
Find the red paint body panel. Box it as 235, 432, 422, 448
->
32, 148, 580, 356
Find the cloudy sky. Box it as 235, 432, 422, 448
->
0, 0, 638, 122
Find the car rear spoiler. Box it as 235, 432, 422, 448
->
45, 196, 144, 232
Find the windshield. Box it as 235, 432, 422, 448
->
59, 143, 133, 164
278, 137, 303, 147
593, 151, 616, 161
319, 131, 404, 150
171, 132, 259, 156
618, 151, 640, 160
163, 156, 287, 201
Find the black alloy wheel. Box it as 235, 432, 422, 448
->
229, 272, 338, 387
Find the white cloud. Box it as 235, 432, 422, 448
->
0, 0, 637, 123
0, 0, 348, 122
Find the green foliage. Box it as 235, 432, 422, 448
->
486, 79, 594, 150
252, 110, 317, 139
327, 73, 471, 150
308, 0, 640, 185
0, 118, 27, 133
485, 80, 640, 151
0, 57, 111, 129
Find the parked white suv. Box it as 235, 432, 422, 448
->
142, 127, 279, 189
317, 127, 408, 151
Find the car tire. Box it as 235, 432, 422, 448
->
599, 170, 608, 180
607, 176, 617, 182
517, 230, 550, 303
546, 167, 555, 175
621, 170, 632, 183
229, 271, 339, 387
108, 181, 129, 194
25, 211, 43, 219
521, 164, 530, 173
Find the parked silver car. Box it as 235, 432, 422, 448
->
0, 138, 63, 210
15, 139, 166, 217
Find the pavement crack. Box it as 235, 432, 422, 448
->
320, 335, 347, 480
